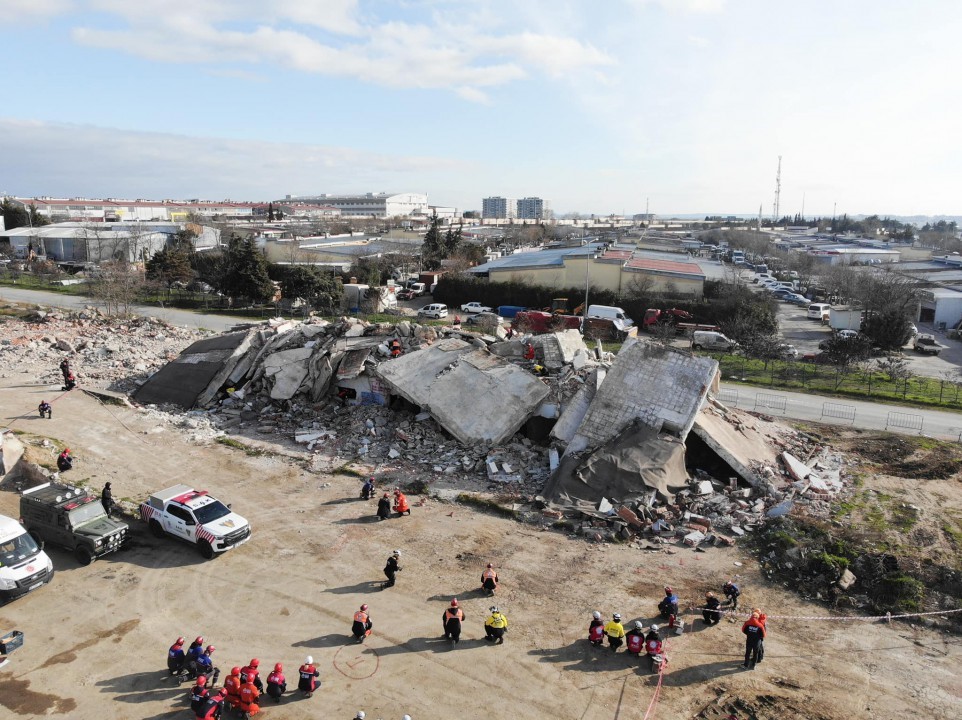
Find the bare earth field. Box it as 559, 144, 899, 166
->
1, 377, 962, 720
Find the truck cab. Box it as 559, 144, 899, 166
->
20, 482, 128, 566
140, 485, 251, 559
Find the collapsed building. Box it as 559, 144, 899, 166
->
134, 316, 846, 547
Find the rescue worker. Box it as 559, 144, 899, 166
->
197, 688, 227, 720
442, 598, 465, 644
484, 606, 508, 644
223, 667, 242, 711
38, 400, 52, 419
240, 658, 264, 692
389, 339, 403, 358
195, 645, 215, 678
353, 713, 366, 719
625, 620, 645, 656
453, 315, 462, 328
59, 358, 71, 382
377, 493, 392, 521
101, 482, 115, 516
352, 604, 373, 642
703, 591, 722, 625
588, 611, 605, 646
523, 343, 535, 361
481, 563, 499, 595
383, 549, 401, 588
63, 372, 77, 391
238, 672, 261, 716
167, 636, 187, 676
658, 586, 679, 619
56, 447, 73, 473
190, 675, 210, 716
742, 608, 766, 669
604, 612, 626, 652
644, 625, 664, 671
297, 656, 320, 698
361, 476, 376, 500
723, 580, 741, 612
532, 363, 548, 376
393, 488, 411, 516
185, 636, 205, 679
265, 662, 286, 703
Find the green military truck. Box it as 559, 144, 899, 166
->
20, 482, 129, 566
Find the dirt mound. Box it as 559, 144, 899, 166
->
839, 432, 962, 480
695, 688, 834, 720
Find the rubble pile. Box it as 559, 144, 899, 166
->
0, 305, 209, 392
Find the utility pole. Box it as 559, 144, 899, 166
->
772, 156, 782, 223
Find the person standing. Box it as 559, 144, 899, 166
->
741, 609, 766, 670
101, 482, 116, 517
481, 563, 499, 595
377, 493, 392, 521
588, 611, 605, 646
59, 358, 71, 383
442, 598, 465, 645
604, 613, 626, 653
484, 607, 508, 644
702, 592, 722, 625
383, 550, 401, 588
38, 401, 52, 419
297, 656, 320, 698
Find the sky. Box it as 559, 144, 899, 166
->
2, 0, 961, 217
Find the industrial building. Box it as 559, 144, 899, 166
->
282, 193, 429, 218
9, 197, 256, 223
482, 196, 546, 221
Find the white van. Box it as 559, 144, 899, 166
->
417, 303, 448, 319
587, 305, 634, 327
691, 331, 737, 352
0, 514, 54, 603
807, 303, 831, 320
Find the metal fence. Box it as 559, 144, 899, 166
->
717, 388, 739, 406
885, 411, 924, 434
754, 392, 788, 413
821, 402, 856, 424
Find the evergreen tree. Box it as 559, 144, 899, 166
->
221, 235, 275, 304
421, 213, 445, 270
146, 244, 194, 300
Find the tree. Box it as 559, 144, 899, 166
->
90, 260, 145, 316
861, 309, 913, 351
146, 245, 194, 300
276, 265, 342, 313
820, 335, 872, 367
421, 213, 445, 270
0, 199, 48, 231
719, 303, 779, 346
221, 235, 274, 304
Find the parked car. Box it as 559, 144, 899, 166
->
777, 343, 798, 359
770, 289, 794, 300
396, 289, 416, 301
460, 301, 493, 314
913, 334, 942, 354
801, 351, 833, 364
417, 303, 448, 319
782, 292, 808, 305
465, 311, 503, 327
691, 330, 737, 352
837, 329, 859, 340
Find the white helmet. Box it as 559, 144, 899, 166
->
592, 611, 601, 620
393, 549, 401, 556
304, 655, 313, 664
651, 624, 660, 632
634, 620, 643, 630
355, 713, 366, 720
403, 716, 412, 720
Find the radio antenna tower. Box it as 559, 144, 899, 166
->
772, 155, 782, 222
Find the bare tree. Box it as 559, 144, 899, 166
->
90, 260, 145, 316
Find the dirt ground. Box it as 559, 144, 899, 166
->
2, 380, 962, 720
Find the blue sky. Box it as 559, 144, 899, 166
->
2, 0, 960, 217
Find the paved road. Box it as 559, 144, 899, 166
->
0, 285, 254, 332
719, 381, 962, 440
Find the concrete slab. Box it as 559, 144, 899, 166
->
375, 338, 550, 445
566, 339, 717, 453
263, 347, 314, 400
691, 403, 781, 488
133, 330, 255, 408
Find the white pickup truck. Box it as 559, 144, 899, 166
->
139, 485, 251, 559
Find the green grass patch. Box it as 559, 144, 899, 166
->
456, 493, 518, 519
215, 436, 272, 457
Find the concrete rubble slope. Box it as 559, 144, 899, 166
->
564, 338, 718, 454
375, 337, 551, 445
531, 329, 588, 370
133, 329, 256, 408
690, 400, 781, 489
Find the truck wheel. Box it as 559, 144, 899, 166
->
692, 343, 703, 350
198, 540, 215, 560
75, 546, 94, 566
149, 519, 165, 538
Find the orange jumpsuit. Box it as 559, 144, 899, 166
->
239, 681, 260, 715
394, 492, 410, 514
223, 673, 242, 709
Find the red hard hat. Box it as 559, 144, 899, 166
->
197, 675, 207, 684
451, 598, 459, 607
664, 586, 672, 594
250, 658, 259, 668
231, 667, 240, 676
360, 604, 369, 611
195, 636, 204, 644
175, 637, 185, 646
487, 563, 493, 568
206, 645, 214, 653
274, 663, 283, 672
369, 476, 375, 481
383, 492, 389, 498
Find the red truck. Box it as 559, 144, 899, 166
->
642, 308, 718, 335
514, 310, 582, 334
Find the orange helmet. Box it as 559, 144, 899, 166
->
231, 667, 240, 676
197, 675, 207, 685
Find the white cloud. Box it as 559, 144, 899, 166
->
0, 118, 468, 200
69, 1, 612, 100
0, 0, 73, 24
628, 0, 726, 12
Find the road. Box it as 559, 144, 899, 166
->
719, 381, 962, 440
0, 285, 254, 332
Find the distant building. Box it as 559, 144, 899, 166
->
482, 196, 514, 220
517, 197, 545, 221
284, 193, 428, 218
10, 197, 255, 223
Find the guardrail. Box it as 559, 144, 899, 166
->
754, 392, 787, 413
821, 402, 856, 424
885, 411, 924, 434
717, 389, 739, 407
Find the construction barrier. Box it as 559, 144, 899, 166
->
717, 388, 739, 407
821, 402, 856, 424
885, 411, 923, 434
753, 392, 787, 414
